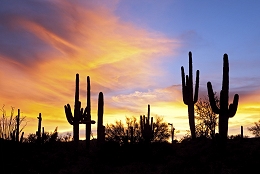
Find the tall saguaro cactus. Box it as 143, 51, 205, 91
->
140, 104, 154, 143
65, 74, 81, 143
207, 54, 239, 140
97, 92, 105, 145
181, 52, 200, 140
85, 76, 96, 150
64, 74, 96, 148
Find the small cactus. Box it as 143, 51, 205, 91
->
140, 104, 154, 143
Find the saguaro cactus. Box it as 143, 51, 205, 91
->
241, 126, 243, 139
11, 109, 24, 142
65, 74, 81, 143
85, 76, 96, 149
97, 92, 105, 145
15, 109, 20, 142
140, 104, 154, 143
207, 54, 239, 140
64, 74, 96, 148
181, 52, 199, 139
37, 113, 42, 144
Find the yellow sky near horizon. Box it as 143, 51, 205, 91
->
0, 0, 259, 140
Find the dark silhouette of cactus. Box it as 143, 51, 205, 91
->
140, 104, 154, 143
15, 109, 20, 142
168, 123, 175, 143
42, 127, 45, 144
64, 74, 95, 148
181, 52, 199, 140
37, 113, 42, 144
84, 76, 96, 150
241, 126, 243, 139
65, 74, 81, 143
9, 109, 24, 142
207, 54, 239, 140
97, 92, 105, 146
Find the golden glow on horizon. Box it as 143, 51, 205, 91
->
0, 1, 259, 140
0, 1, 179, 137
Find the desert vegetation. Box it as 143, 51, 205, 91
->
1, 52, 260, 173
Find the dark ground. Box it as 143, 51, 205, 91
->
1, 138, 260, 174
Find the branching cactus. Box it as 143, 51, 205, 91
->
181, 52, 199, 139
140, 104, 154, 143
207, 54, 239, 140
10, 109, 24, 142
64, 74, 95, 148
97, 92, 105, 146
64, 74, 81, 143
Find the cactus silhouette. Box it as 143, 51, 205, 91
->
64, 74, 81, 143
84, 76, 96, 150
64, 74, 95, 148
241, 126, 243, 139
181, 52, 199, 140
207, 54, 239, 140
15, 109, 20, 142
10, 109, 24, 142
37, 113, 42, 144
97, 92, 105, 146
140, 104, 154, 143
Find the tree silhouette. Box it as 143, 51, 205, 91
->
105, 115, 170, 145
23, 127, 61, 143
153, 116, 171, 142
195, 94, 219, 139
0, 105, 26, 141
105, 120, 128, 145
247, 120, 260, 137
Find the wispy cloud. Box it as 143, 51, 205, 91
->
0, 0, 179, 136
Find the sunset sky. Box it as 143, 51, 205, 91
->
1, 0, 260, 140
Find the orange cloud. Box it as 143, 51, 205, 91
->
0, 1, 179, 138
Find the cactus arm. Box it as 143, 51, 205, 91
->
64, 104, 74, 125
181, 66, 188, 105
193, 70, 200, 103
228, 94, 239, 118
207, 82, 220, 114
